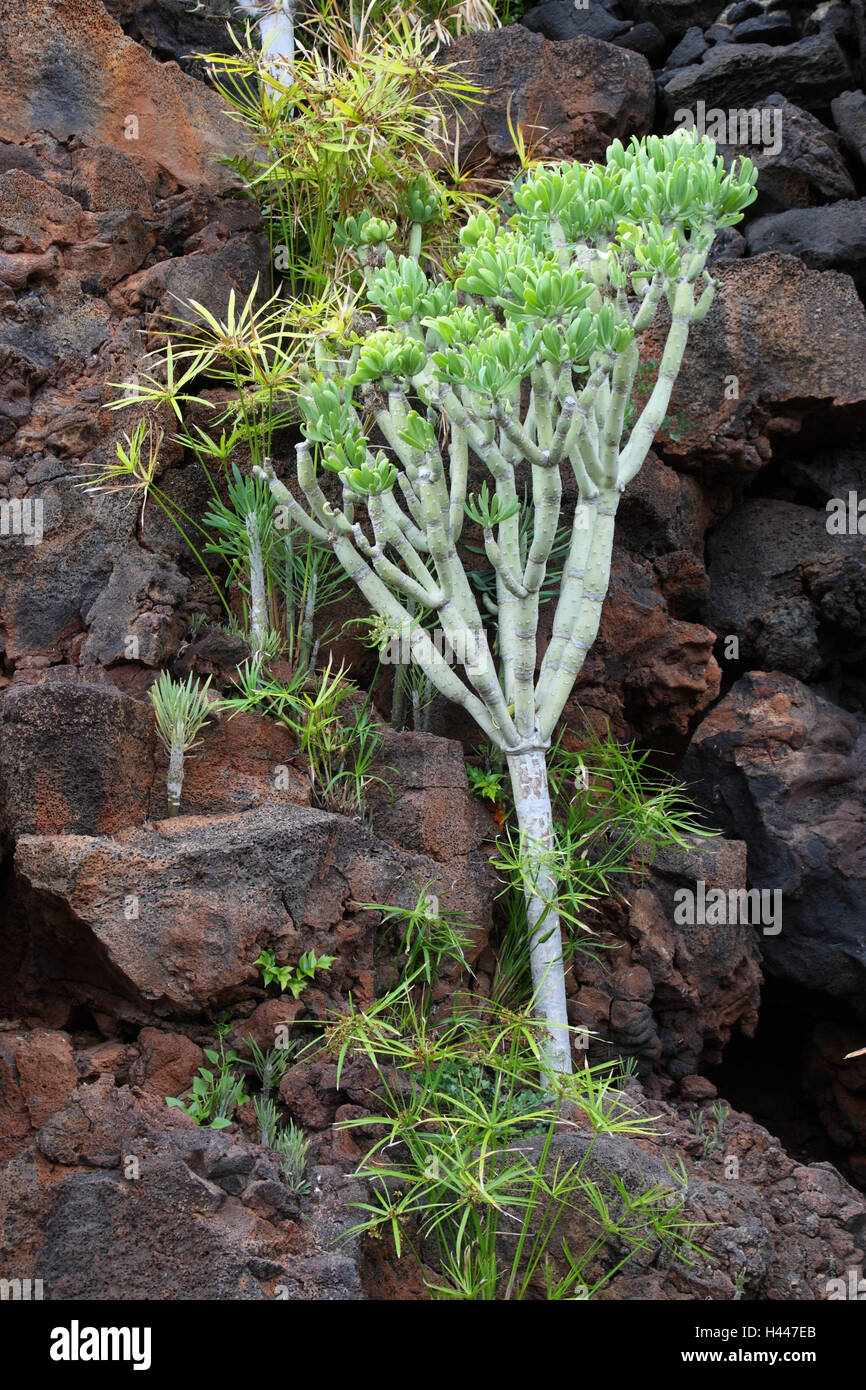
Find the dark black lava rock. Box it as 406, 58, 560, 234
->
705, 22, 736, 43
666, 25, 709, 66
727, 0, 763, 22
715, 93, 855, 216
732, 11, 796, 43
613, 19, 667, 62
682, 672, 866, 1010
804, 1, 856, 41
832, 89, 866, 165
705, 497, 866, 680
102, 0, 233, 70
661, 33, 853, 117
746, 199, 866, 289
709, 226, 747, 260
521, 0, 630, 42
786, 446, 866, 508
618, 0, 724, 40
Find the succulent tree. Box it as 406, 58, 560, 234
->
258, 132, 757, 1072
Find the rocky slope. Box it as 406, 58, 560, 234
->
1, 0, 866, 1299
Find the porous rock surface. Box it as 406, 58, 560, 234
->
3, 0, 866, 1300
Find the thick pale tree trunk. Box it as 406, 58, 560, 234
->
167, 743, 185, 817
506, 748, 572, 1075
238, 1, 295, 81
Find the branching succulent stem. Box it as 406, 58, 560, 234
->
260, 133, 757, 1072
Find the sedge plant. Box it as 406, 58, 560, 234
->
224, 655, 392, 817
327, 988, 705, 1298
359, 880, 475, 999
488, 727, 715, 998
255, 131, 757, 1072
203, 4, 483, 298
276, 1119, 312, 1193
79, 418, 233, 620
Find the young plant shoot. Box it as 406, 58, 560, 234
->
258, 132, 757, 1073
204, 465, 277, 658
149, 672, 214, 817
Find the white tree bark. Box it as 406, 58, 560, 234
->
506, 747, 572, 1075
167, 742, 185, 817
237, 0, 295, 81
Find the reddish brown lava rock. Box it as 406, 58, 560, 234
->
642, 254, 866, 478
365, 728, 497, 862
0, 1026, 79, 1160
13, 801, 497, 1020
0, 675, 312, 844
0, 0, 254, 195
561, 549, 722, 741
127, 1027, 204, 1097
682, 671, 866, 1006
445, 26, 655, 175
